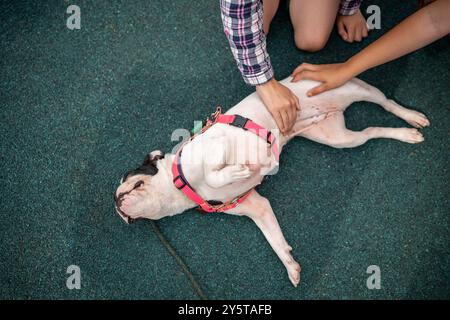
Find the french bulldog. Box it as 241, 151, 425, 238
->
115, 77, 429, 286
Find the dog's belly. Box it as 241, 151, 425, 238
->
226, 77, 344, 146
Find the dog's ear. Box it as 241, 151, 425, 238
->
143, 150, 165, 166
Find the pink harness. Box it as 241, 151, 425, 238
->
172, 108, 279, 213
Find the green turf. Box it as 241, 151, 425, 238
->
1, 0, 449, 299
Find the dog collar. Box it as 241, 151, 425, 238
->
171, 108, 279, 213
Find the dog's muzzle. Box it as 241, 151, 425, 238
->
114, 189, 136, 224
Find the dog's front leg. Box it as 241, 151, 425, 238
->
203, 136, 251, 188
204, 164, 252, 188
226, 191, 301, 287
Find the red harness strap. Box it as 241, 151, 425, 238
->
215, 114, 279, 162
172, 112, 279, 213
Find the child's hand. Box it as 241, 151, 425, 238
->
336, 9, 368, 43
290, 63, 353, 96
256, 78, 300, 135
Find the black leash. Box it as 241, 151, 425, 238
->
149, 220, 208, 300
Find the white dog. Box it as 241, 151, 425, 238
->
115, 77, 429, 286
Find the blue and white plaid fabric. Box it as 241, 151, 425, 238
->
220, 0, 362, 85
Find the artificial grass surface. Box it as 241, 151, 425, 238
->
0, 0, 449, 299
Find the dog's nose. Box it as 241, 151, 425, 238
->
114, 191, 124, 206
114, 180, 144, 223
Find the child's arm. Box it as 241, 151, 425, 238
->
220, 0, 299, 134
291, 0, 450, 96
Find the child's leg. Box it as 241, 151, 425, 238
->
263, 0, 280, 35
289, 0, 340, 52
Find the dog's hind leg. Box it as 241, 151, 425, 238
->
299, 111, 425, 148
226, 190, 301, 287
352, 78, 430, 129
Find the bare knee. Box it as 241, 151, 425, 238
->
294, 33, 328, 52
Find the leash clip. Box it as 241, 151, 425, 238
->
207, 106, 222, 125
201, 106, 222, 133
210, 106, 222, 121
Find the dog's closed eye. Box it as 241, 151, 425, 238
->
134, 180, 144, 189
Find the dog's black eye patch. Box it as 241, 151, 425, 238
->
143, 154, 152, 166
143, 152, 165, 166
123, 163, 158, 181
122, 152, 165, 182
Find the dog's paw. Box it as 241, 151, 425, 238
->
227, 165, 252, 182
397, 128, 425, 144
287, 260, 301, 287
403, 110, 430, 129
284, 247, 301, 287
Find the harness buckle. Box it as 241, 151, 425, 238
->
231, 115, 249, 130
173, 175, 187, 190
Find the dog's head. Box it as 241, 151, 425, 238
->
114, 150, 167, 223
